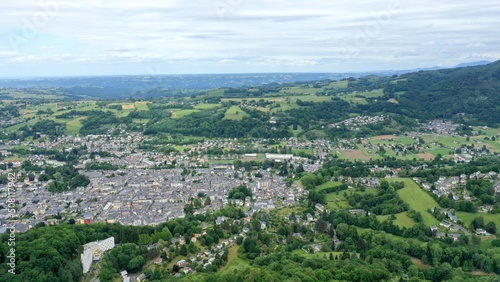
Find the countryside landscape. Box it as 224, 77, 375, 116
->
1, 1, 500, 282
1, 61, 500, 282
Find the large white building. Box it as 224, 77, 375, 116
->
265, 153, 293, 161
81, 236, 115, 273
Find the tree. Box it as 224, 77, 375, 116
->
173, 264, 180, 273
414, 212, 423, 223
430, 243, 443, 266
180, 244, 188, 256
472, 216, 484, 229
138, 234, 151, 245
127, 255, 145, 273
485, 222, 497, 235
99, 268, 114, 282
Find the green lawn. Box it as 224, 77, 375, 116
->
394, 178, 439, 226
224, 106, 249, 120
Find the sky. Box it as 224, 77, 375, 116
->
0, 0, 499, 77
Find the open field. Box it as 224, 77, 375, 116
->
315, 181, 344, 190
456, 212, 500, 230
416, 152, 435, 160
224, 106, 249, 120
194, 103, 221, 110
172, 109, 200, 118
135, 101, 150, 110
292, 149, 313, 155
372, 135, 398, 140
329, 80, 349, 88
394, 178, 439, 226
325, 192, 349, 210
377, 212, 416, 228
122, 104, 135, 110
219, 245, 244, 272
341, 149, 370, 160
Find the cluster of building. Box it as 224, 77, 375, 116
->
328, 115, 387, 131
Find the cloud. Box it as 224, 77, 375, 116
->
0, 0, 499, 76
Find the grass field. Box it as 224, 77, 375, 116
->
135, 101, 150, 110
121, 104, 135, 110
194, 103, 221, 110
325, 192, 349, 210
456, 212, 500, 230
219, 245, 245, 272
394, 178, 439, 226
224, 106, 249, 120
292, 149, 313, 155
315, 181, 343, 191
377, 212, 416, 228
329, 80, 349, 88
172, 109, 200, 118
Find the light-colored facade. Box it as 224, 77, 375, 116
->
81, 237, 115, 273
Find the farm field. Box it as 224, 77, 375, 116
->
341, 149, 370, 160
194, 103, 221, 110
172, 109, 200, 119
394, 178, 439, 226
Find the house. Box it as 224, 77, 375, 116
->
120, 270, 128, 278
315, 203, 326, 213
177, 259, 187, 267
349, 209, 365, 216
440, 221, 451, 228
136, 273, 147, 282
476, 229, 489, 236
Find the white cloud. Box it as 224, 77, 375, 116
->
0, 0, 499, 76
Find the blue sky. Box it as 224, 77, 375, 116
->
0, 0, 499, 77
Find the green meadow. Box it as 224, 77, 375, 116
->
394, 178, 439, 226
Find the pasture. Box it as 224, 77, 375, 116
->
394, 178, 439, 226
456, 212, 500, 230
377, 212, 416, 228
224, 106, 249, 120
172, 109, 200, 119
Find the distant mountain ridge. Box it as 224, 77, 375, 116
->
0, 60, 495, 99
454, 60, 492, 68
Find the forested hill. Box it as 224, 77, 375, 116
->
382, 60, 500, 125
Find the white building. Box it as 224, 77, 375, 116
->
81, 237, 115, 273
265, 153, 293, 161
